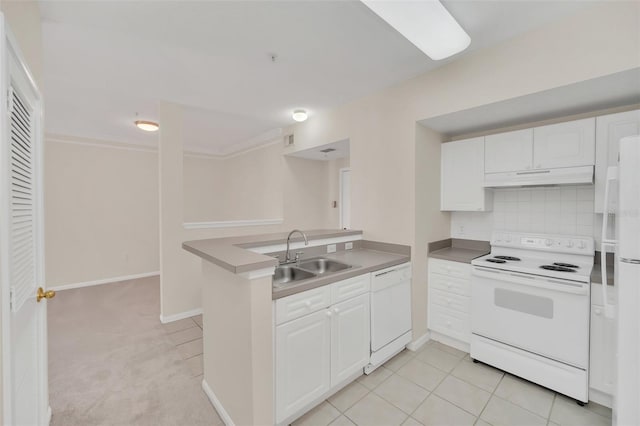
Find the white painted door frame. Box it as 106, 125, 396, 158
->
339, 167, 351, 230
0, 15, 49, 425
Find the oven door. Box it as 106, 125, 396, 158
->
471, 266, 590, 369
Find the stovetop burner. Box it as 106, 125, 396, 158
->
495, 256, 521, 261
540, 265, 577, 272
553, 262, 579, 269
486, 258, 507, 264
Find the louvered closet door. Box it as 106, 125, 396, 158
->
2, 26, 48, 426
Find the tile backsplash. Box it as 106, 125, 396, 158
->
451, 185, 606, 242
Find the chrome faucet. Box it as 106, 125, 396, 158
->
284, 229, 308, 264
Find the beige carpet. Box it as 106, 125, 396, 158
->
48, 276, 222, 426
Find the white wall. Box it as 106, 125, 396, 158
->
45, 139, 159, 287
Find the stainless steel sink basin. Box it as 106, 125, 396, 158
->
273, 265, 316, 286
298, 258, 352, 274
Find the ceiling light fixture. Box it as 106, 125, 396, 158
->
292, 109, 308, 122
361, 0, 471, 60
135, 120, 160, 132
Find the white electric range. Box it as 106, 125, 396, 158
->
470, 231, 594, 404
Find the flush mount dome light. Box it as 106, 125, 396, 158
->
292, 110, 308, 122
134, 120, 159, 132
361, 0, 471, 60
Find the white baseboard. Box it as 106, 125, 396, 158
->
406, 331, 430, 352
47, 406, 52, 425
159, 307, 203, 324
49, 271, 160, 292
202, 379, 235, 426
589, 387, 613, 408
429, 330, 470, 354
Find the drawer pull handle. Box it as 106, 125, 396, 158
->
595, 308, 602, 315
305, 301, 312, 308
326, 311, 332, 317
334, 308, 340, 314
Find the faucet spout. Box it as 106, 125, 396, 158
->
285, 229, 309, 263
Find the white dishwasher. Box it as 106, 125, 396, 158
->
366, 262, 412, 374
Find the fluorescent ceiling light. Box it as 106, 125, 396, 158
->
292, 109, 308, 122
135, 120, 159, 132
361, 0, 471, 60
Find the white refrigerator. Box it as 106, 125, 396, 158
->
601, 135, 640, 425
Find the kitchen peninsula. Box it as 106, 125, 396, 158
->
183, 229, 411, 425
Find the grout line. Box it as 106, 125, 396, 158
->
476, 369, 506, 424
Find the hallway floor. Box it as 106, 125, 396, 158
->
48, 276, 221, 426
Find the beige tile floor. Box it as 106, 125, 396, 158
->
162, 314, 204, 377
294, 342, 612, 426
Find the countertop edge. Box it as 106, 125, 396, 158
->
272, 255, 410, 300
182, 229, 361, 275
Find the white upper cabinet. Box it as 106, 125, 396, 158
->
485, 129, 533, 173
594, 109, 640, 213
533, 118, 596, 169
441, 137, 492, 211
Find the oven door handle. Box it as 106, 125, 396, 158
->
473, 267, 589, 295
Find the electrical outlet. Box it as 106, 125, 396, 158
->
327, 244, 337, 253
345, 242, 353, 250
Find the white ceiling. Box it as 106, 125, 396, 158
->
38, 0, 596, 154
420, 68, 640, 137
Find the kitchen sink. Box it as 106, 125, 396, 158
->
298, 258, 352, 274
273, 265, 316, 286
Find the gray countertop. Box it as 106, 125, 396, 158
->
183, 229, 363, 274
428, 238, 490, 264
272, 247, 410, 299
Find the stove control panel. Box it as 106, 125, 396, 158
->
492, 232, 594, 254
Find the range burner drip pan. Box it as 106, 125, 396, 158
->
486, 258, 507, 264
495, 256, 521, 261
540, 265, 576, 272
553, 262, 579, 269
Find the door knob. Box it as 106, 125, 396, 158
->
37, 287, 56, 303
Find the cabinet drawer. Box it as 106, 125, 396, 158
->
275, 286, 331, 325
429, 273, 471, 297
429, 305, 470, 343
428, 258, 470, 280
430, 288, 470, 314
371, 263, 411, 292
331, 273, 370, 304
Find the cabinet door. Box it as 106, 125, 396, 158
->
276, 309, 331, 423
594, 110, 640, 213
485, 129, 533, 173
441, 137, 491, 211
330, 293, 370, 386
589, 304, 615, 396
533, 118, 595, 169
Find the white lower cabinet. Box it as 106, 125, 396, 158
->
276, 309, 331, 422
427, 258, 471, 345
275, 274, 371, 424
331, 293, 370, 386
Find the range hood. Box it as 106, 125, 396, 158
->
483, 165, 594, 188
